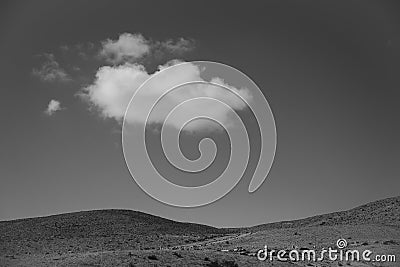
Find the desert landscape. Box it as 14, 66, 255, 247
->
2, 1, 400, 266
1, 196, 399, 267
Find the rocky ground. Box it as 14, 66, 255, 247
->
1, 196, 399, 266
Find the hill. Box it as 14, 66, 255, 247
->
0, 196, 399, 266
247, 195, 400, 232
0, 209, 234, 257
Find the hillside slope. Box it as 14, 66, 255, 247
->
0, 209, 233, 257
248, 195, 400, 232
0, 196, 399, 266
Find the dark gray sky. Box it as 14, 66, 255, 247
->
0, 0, 399, 227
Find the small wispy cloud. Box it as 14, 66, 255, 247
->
98, 33, 195, 65
99, 33, 150, 64
156, 38, 195, 54
32, 53, 70, 82
59, 42, 96, 61
44, 99, 63, 116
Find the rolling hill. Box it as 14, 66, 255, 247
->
0, 209, 234, 256
248, 195, 400, 232
1, 196, 399, 266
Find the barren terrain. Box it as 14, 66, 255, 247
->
1, 196, 399, 266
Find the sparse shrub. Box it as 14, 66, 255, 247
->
206, 259, 238, 267
173, 252, 183, 258
148, 255, 158, 260
223, 260, 238, 267
383, 240, 399, 245
207, 260, 220, 267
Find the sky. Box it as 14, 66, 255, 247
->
0, 0, 399, 227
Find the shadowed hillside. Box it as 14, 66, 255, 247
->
0, 209, 235, 257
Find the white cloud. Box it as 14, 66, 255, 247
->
80, 61, 252, 131
80, 63, 150, 118
99, 33, 150, 64
32, 53, 70, 82
158, 38, 195, 54
99, 33, 195, 65
44, 99, 63, 116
